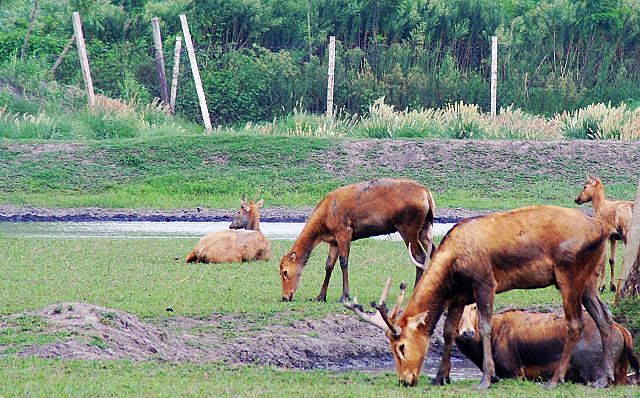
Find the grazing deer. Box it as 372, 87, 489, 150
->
456, 304, 639, 385
575, 175, 634, 292
345, 205, 615, 389
185, 193, 271, 263
280, 178, 435, 302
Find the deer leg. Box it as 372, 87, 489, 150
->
336, 231, 352, 303
546, 279, 585, 389
314, 243, 339, 302
609, 239, 617, 292
473, 283, 497, 390
433, 303, 464, 386
582, 285, 615, 387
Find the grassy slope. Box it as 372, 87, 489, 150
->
0, 237, 627, 397
2, 134, 639, 210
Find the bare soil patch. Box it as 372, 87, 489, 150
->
2, 303, 478, 375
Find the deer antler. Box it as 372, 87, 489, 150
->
343, 296, 390, 332
389, 282, 407, 319
343, 277, 401, 337
252, 189, 262, 203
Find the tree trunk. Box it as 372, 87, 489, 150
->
21, 0, 40, 59
617, 253, 640, 301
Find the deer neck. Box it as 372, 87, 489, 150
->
590, 184, 607, 214
291, 219, 324, 269
398, 255, 451, 336
248, 210, 261, 231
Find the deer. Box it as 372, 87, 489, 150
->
575, 175, 634, 292
456, 304, 639, 385
185, 193, 271, 263
279, 178, 436, 303
344, 205, 616, 390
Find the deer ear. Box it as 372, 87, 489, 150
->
407, 311, 429, 329
255, 199, 264, 207
289, 252, 297, 261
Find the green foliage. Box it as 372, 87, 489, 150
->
612, 296, 640, 352
3, 0, 640, 125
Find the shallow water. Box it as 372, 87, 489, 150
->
0, 221, 455, 240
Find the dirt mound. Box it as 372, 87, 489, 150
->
4, 303, 468, 373
18, 303, 191, 361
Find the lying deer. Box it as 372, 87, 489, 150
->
575, 175, 634, 291
456, 304, 639, 385
185, 193, 271, 263
280, 178, 435, 302
345, 205, 615, 389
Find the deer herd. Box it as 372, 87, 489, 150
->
185, 176, 638, 389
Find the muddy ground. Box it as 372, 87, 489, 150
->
1, 302, 481, 377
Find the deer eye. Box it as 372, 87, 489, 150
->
283, 270, 288, 278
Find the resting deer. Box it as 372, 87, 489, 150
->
185, 193, 271, 263
280, 178, 436, 302
575, 175, 634, 292
456, 304, 639, 385
345, 205, 615, 389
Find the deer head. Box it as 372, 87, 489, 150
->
458, 303, 478, 339
280, 251, 302, 301
344, 277, 431, 387
230, 192, 264, 230
575, 174, 601, 205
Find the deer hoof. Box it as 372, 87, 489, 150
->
312, 295, 327, 302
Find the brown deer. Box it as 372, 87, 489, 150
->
185, 194, 271, 263
345, 205, 615, 389
279, 178, 435, 302
456, 304, 639, 385
575, 175, 634, 292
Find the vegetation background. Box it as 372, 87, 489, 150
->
2, 0, 640, 131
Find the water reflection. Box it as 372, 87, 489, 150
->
0, 221, 455, 240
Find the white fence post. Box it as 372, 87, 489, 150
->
326, 35, 336, 118
490, 35, 497, 117
179, 14, 212, 133
170, 36, 182, 114
72, 12, 96, 109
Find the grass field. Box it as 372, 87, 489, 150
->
0, 236, 633, 397
2, 134, 639, 211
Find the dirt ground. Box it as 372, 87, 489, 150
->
1, 302, 480, 376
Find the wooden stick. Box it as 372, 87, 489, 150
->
170, 36, 182, 114
72, 12, 96, 109
179, 14, 212, 133
151, 18, 169, 104
326, 36, 335, 118
21, 0, 40, 59
50, 33, 75, 76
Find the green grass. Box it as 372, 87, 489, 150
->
1, 358, 637, 398
4, 237, 615, 318
2, 134, 638, 211
0, 237, 629, 396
